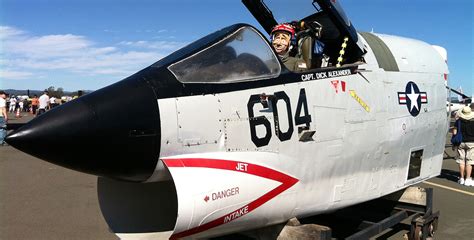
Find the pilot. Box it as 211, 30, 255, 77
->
271, 23, 307, 72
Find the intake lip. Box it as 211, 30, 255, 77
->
6, 77, 161, 182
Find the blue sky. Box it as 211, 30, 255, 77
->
1, 0, 472, 96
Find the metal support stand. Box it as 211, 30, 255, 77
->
407, 188, 439, 240
215, 186, 439, 240
343, 186, 439, 240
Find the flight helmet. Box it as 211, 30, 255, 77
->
271, 23, 296, 50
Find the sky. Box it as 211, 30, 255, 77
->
0, 0, 473, 96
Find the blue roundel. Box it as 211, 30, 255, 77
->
397, 81, 428, 117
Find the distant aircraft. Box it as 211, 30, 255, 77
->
6, 0, 448, 239
447, 86, 472, 116
457, 86, 464, 102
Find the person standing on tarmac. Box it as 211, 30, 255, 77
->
0, 91, 8, 146
37, 90, 50, 116
271, 23, 307, 72
455, 105, 474, 186
31, 95, 39, 115
9, 96, 16, 113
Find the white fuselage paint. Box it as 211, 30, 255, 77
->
129, 33, 449, 239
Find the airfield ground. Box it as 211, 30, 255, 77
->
1, 112, 473, 240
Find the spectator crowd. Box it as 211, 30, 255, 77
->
2, 90, 77, 117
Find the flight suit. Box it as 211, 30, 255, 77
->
279, 52, 307, 72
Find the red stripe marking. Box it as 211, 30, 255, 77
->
162, 158, 299, 239
399, 97, 406, 100
420, 94, 427, 103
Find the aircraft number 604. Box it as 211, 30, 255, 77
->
247, 89, 312, 147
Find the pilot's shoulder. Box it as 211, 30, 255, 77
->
296, 59, 307, 70
288, 57, 307, 71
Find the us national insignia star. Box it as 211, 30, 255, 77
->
397, 81, 427, 117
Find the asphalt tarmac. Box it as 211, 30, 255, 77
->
1, 112, 473, 240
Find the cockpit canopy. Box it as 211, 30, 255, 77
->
157, 0, 367, 84
168, 26, 281, 84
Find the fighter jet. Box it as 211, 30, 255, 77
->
6, 0, 448, 239
447, 86, 472, 116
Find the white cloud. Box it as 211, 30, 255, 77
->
8, 51, 161, 71
6, 34, 93, 58
88, 47, 117, 55
0, 25, 188, 84
0, 26, 25, 39
0, 70, 34, 79
118, 40, 185, 50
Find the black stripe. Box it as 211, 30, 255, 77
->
359, 32, 399, 72
138, 65, 358, 99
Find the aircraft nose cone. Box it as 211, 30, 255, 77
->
6, 79, 161, 182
